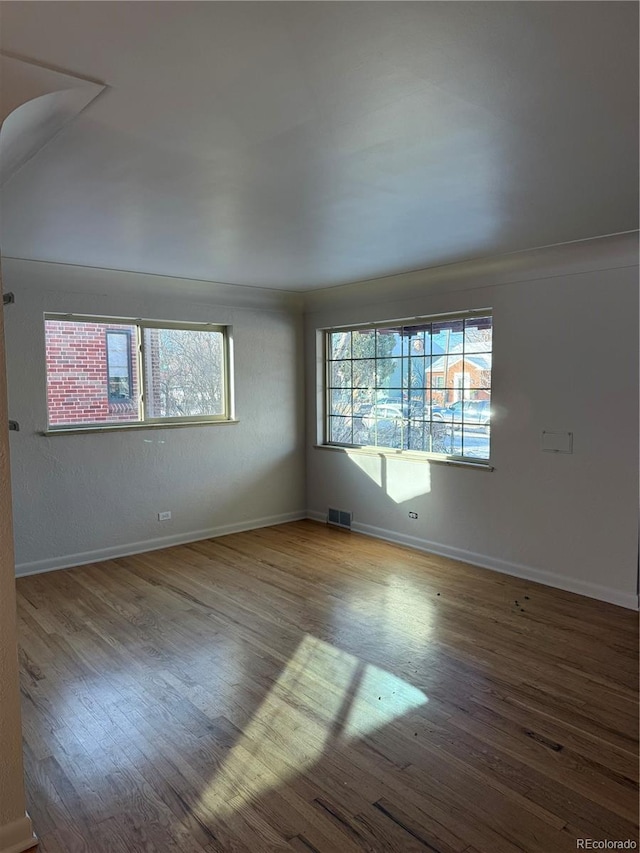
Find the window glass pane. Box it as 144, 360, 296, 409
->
404, 328, 426, 357
431, 386, 447, 408
329, 415, 353, 444
386, 426, 404, 450
433, 421, 456, 455
423, 324, 433, 357
405, 419, 427, 452
451, 402, 464, 423
45, 319, 139, 427
352, 358, 375, 390
424, 357, 434, 388
376, 329, 401, 357
377, 389, 403, 409
143, 327, 224, 419
371, 419, 403, 449
462, 427, 490, 460
464, 316, 492, 354
428, 356, 446, 391
376, 357, 402, 391
329, 331, 351, 360
409, 389, 430, 420
432, 399, 464, 424
425, 422, 443, 454
106, 333, 129, 374
463, 356, 492, 389
399, 325, 427, 354
329, 360, 352, 388
432, 319, 463, 353
354, 389, 374, 413
363, 404, 404, 449
353, 411, 369, 445
409, 356, 426, 389
106, 331, 132, 401
329, 389, 353, 417
461, 393, 491, 430
352, 329, 375, 358
438, 356, 465, 399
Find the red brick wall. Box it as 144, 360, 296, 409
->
45, 320, 139, 426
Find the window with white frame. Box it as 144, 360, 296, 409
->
44, 315, 232, 430
324, 311, 492, 461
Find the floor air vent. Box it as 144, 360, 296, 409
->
328, 508, 352, 530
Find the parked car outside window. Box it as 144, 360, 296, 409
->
431, 400, 491, 432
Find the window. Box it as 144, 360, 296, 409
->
324, 311, 492, 461
106, 330, 133, 401
44, 315, 232, 430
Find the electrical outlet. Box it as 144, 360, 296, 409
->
158, 511, 172, 521
408, 511, 418, 519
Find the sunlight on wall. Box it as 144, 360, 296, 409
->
386, 456, 431, 503
346, 451, 383, 488
346, 450, 431, 503
195, 634, 428, 820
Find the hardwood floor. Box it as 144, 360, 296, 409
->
16, 520, 639, 853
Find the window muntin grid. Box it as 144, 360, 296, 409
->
44, 314, 231, 430
325, 313, 492, 461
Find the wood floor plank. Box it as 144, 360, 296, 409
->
16, 520, 639, 853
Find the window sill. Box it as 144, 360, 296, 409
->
314, 443, 494, 471
42, 419, 239, 436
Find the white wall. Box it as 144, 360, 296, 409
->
304, 235, 639, 609
4, 235, 638, 610
3, 259, 306, 574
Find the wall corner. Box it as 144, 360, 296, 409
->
0, 814, 37, 853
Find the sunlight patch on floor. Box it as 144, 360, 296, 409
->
195, 634, 428, 820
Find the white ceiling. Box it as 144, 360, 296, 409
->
0, 1, 637, 291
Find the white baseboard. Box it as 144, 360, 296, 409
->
307, 510, 639, 610
14, 511, 307, 578
16, 509, 638, 610
0, 815, 36, 853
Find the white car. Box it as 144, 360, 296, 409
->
362, 403, 404, 435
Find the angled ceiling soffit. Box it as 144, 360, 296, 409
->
0, 54, 105, 186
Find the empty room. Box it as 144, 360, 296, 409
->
0, 2, 638, 853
